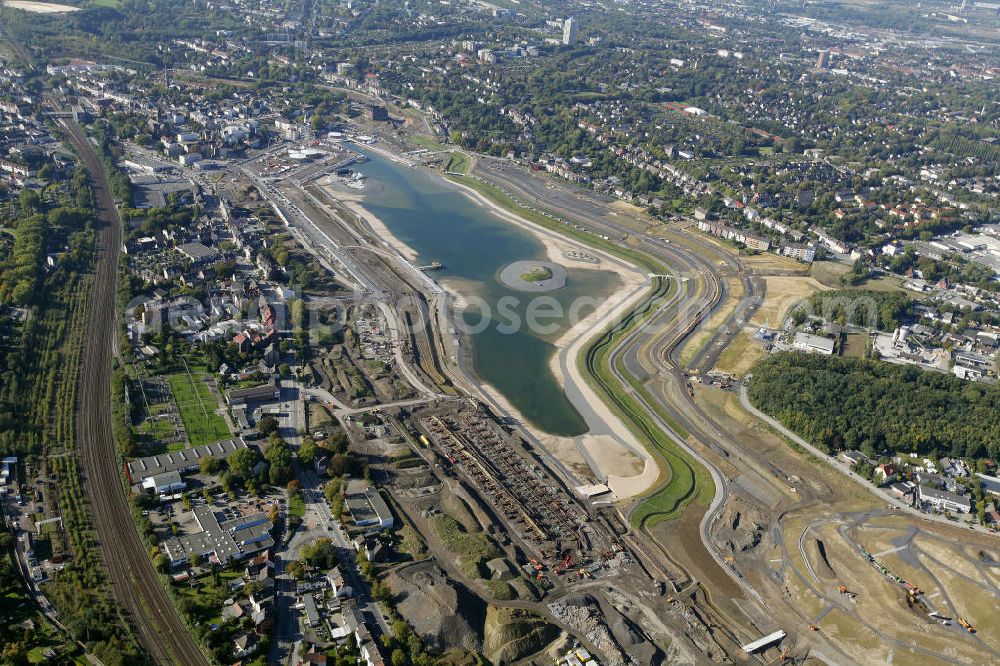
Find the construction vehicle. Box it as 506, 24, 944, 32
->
904, 582, 923, 595
808, 624, 819, 632
958, 617, 976, 633
528, 558, 544, 571
837, 584, 857, 599
905, 593, 927, 613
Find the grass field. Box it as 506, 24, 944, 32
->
409, 134, 448, 152
288, 492, 305, 518
174, 569, 244, 629
167, 372, 231, 446
444, 152, 470, 174
713, 329, 766, 376
811, 261, 903, 293
842, 331, 869, 357
307, 402, 334, 430
741, 252, 808, 271
749, 275, 827, 328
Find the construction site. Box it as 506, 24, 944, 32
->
211, 117, 1000, 664
418, 410, 612, 575
363, 399, 748, 664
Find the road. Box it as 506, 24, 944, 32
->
738, 382, 989, 534
268, 466, 392, 664
61, 119, 208, 666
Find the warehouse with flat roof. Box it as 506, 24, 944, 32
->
126, 438, 248, 484
161, 505, 273, 567
344, 482, 394, 529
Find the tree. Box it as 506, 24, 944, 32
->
298, 438, 318, 467
18, 188, 42, 213
153, 553, 170, 573
258, 415, 279, 437
300, 538, 337, 568
285, 560, 304, 579
199, 455, 221, 475
323, 431, 349, 455
228, 446, 260, 480
265, 436, 293, 485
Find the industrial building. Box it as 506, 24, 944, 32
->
562, 17, 578, 45
126, 439, 250, 485
0, 456, 15, 494
793, 332, 836, 355
161, 505, 274, 567
344, 481, 394, 529
742, 630, 786, 654
918, 485, 971, 514
141, 470, 187, 498
225, 376, 281, 405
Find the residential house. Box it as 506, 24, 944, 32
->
977, 473, 1000, 497
233, 632, 258, 659
875, 463, 897, 485
918, 485, 971, 513
840, 450, 867, 466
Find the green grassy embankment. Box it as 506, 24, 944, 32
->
444, 152, 470, 174
580, 278, 713, 527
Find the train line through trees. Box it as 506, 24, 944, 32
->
60, 118, 208, 666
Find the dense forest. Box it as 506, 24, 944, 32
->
748, 352, 1000, 460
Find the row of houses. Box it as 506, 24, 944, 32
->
842, 449, 1000, 518
695, 217, 819, 262
695, 219, 772, 251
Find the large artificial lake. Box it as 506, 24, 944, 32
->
351, 151, 621, 436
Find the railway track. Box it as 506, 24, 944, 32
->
61, 119, 208, 666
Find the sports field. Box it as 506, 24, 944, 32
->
167, 372, 231, 446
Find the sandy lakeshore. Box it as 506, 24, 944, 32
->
321, 167, 661, 499
315, 178, 419, 262
3, 0, 79, 12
